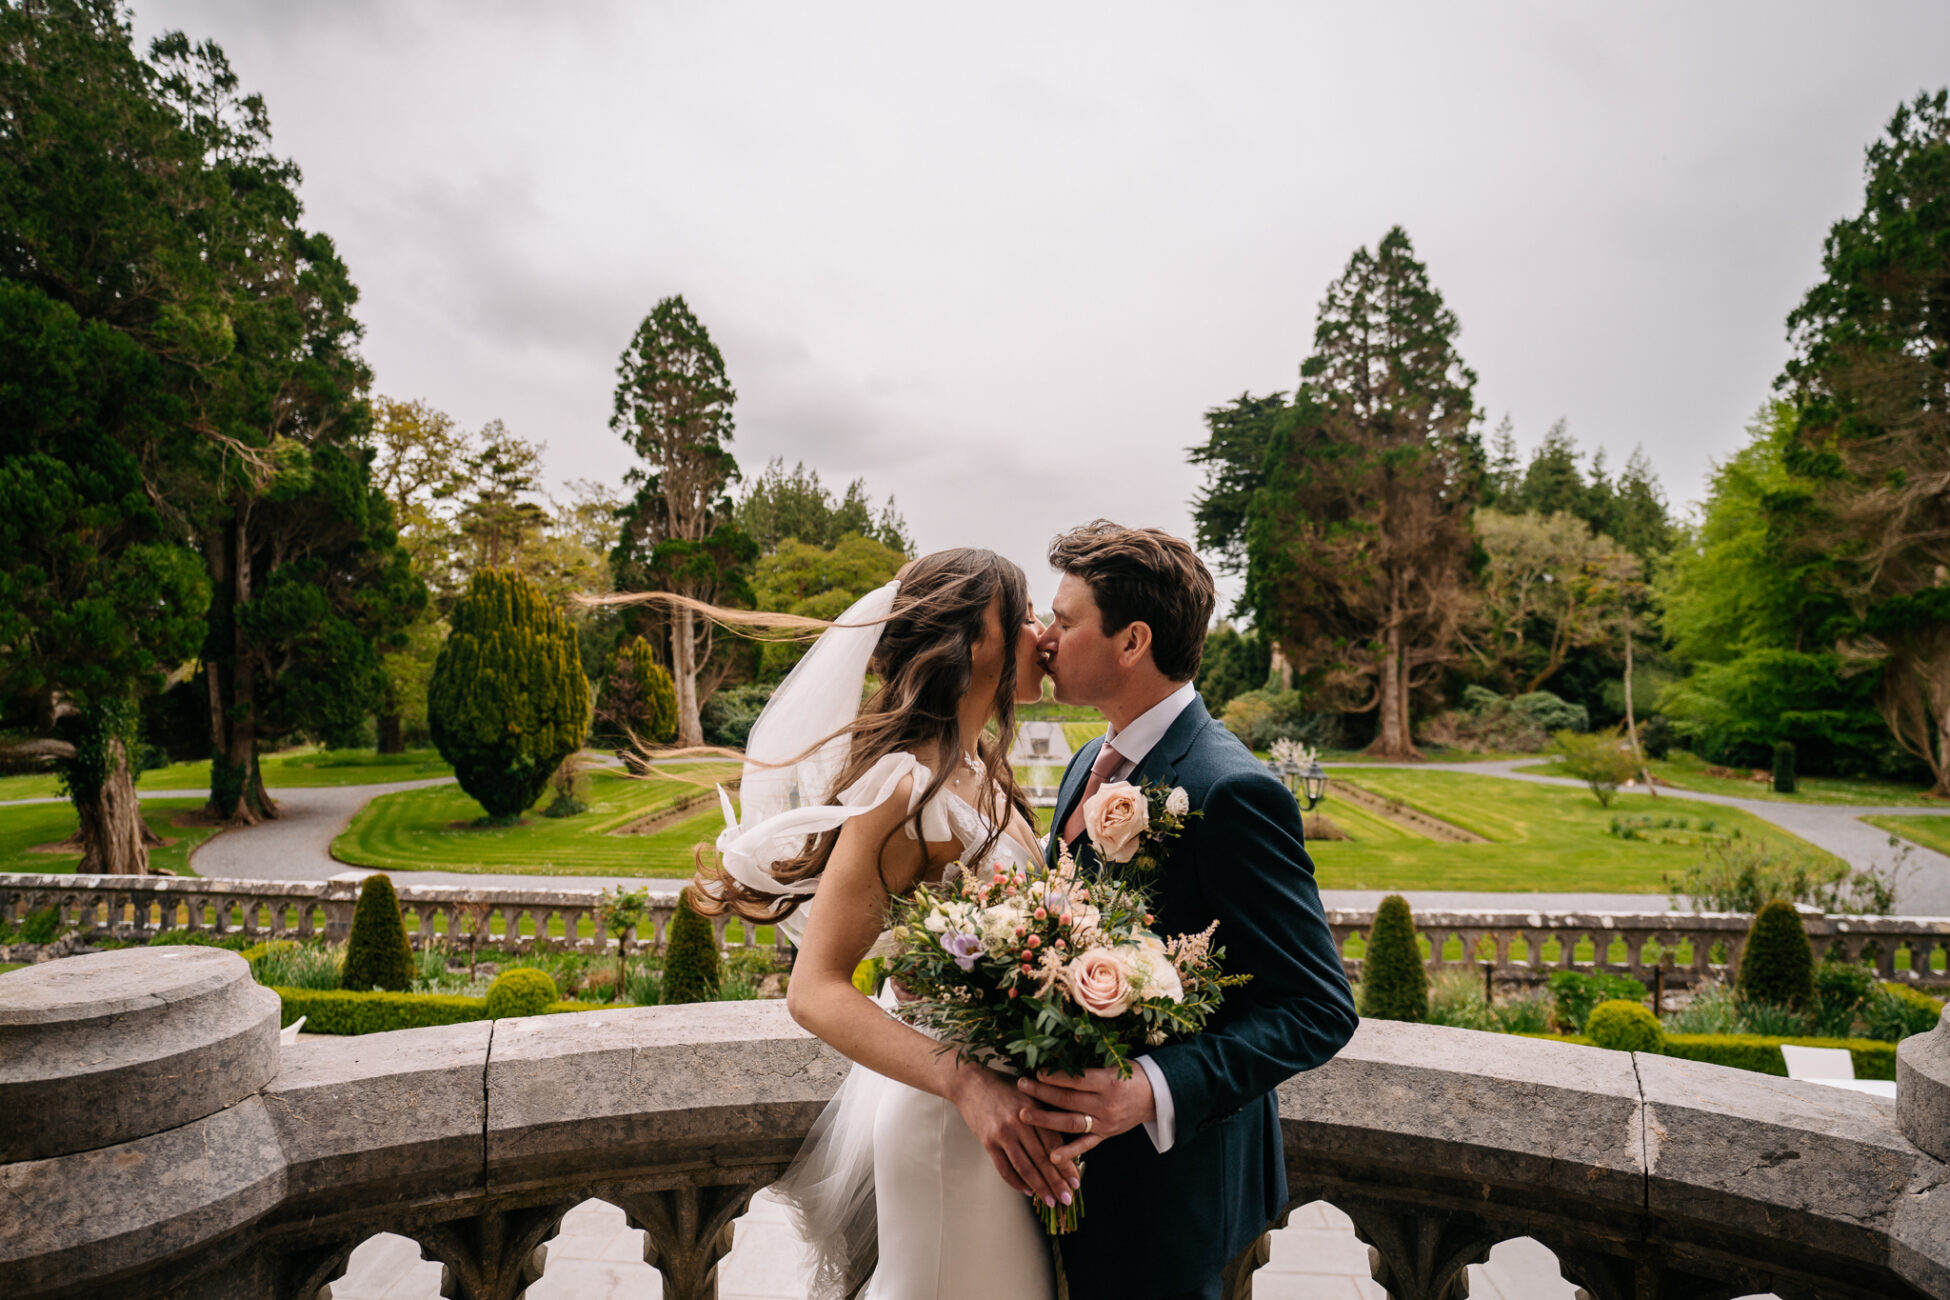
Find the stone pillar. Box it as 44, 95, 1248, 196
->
1898, 1004, 1950, 1161
0, 947, 284, 1298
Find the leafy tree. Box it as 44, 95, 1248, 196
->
749, 533, 906, 679
455, 419, 547, 572
428, 569, 590, 823
341, 873, 414, 992
1357, 893, 1427, 1021
736, 457, 912, 555
1471, 510, 1641, 693
1195, 623, 1273, 714
596, 885, 650, 1000
1189, 391, 1288, 577
1737, 899, 1816, 1010
609, 295, 759, 745
1551, 727, 1637, 807
1244, 228, 1481, 758
1780, 89, 1950, 795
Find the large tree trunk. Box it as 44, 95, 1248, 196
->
672, 604, 703, 747
74, 736, 149, 875
204, 512, 278, 824
1365, 622, 1422, 759
376, 669, 405, 754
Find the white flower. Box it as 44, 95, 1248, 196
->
924, 900, 975, 935
1120, 934, 1185, 1004
1165, 787, 1190, 818
978, 902, 1026, 953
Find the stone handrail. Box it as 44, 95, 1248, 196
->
4, 947, 1948, 1300
9, 873, 1950, 989
0, 872, 791, 958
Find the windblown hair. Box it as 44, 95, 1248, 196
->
612, 549, 1035, 927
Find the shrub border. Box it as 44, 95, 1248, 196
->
1518, 1030, 1896, 1080
274, 986, 587, 1036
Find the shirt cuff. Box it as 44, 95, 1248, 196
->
1135, 1054, 1176, 1153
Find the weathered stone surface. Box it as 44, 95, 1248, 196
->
1898, 1004, 1950, 1162
0, 947, 279, 1161
264, 1020, 492, 1209
484, 1001, 847, 1188
0, 1095, 286, 1298
1639, 1051, 1926, 1295
1277, 1020, 1645, 1219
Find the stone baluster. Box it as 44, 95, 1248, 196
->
411, 1201, 580, 1300
1338, 1197, 1499, 1300
613, 1179, 776, 1300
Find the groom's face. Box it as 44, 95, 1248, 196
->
1041, 575, 1130, 707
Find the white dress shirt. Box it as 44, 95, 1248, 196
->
1088, 679, 1198, 1153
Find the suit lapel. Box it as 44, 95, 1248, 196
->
1125, 693, 1212, 794
1048, 736, 1103, 869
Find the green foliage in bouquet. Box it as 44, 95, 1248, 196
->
662, 889, 721, 1004
1357, 895, 1428, 1023
1737, 899, 1816, 1010
341, 874, 415, 993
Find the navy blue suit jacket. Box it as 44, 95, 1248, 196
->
1045, 695, 1357, 1298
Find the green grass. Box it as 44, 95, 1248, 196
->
1060, 721, 1107, 751
0, 747, 455, 802
1307, 770, 1839, 893
1863, 815, 1950, 857
1515, 753, 1943, 807
332, 765, 739, 877
0, 798, 220, 876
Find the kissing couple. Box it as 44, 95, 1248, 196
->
678, 521, 1356, 1300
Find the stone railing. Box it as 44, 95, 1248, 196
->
4, 946, 1949, 1300
0, 872, 790, 958
1328, 906, 1950, 989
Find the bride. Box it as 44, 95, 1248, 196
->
677, 548, 1070, 1298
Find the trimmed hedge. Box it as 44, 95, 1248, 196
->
1520, 1030, 1895, 1080
1358, 894, 1428, 1022
273, 986, 587, 1036
1587, 1000, 1664, 1053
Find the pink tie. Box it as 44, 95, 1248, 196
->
1062, 741, 1126, 846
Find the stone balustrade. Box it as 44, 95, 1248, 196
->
4, 946, 1949, 1300
9, 872, 1950, 990
0, 872, 791, 958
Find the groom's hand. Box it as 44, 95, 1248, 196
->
1016, 1067, 1157, 1163
950, 1065, 1082, 1208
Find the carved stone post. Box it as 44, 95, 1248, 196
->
1338, 1200, 1498, 1300
1218, 1208, 1292, 1300
412, 1202, 578, 1300
612, 1180, 771, 1300
1898, 1003, 1950, 1161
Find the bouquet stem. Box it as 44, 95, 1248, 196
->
1036, 1162, 1084, 1234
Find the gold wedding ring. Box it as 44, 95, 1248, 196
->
1082, 1115, 1093, 1135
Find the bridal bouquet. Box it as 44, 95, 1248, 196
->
883, 846, 1245, 1233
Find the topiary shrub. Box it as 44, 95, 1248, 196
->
428, 569, 591, 823
598, 636, 679, 757
1737, 899, 1816, 1010
661, 889, 721, 1004
485, 967, 560, 1019
1587, 999, 1664, 1053
340, 873, 416, 993
1357, 894, 1427, 1022
1772, 741, 1797, 795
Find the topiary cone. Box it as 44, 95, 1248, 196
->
661, 888, 721, 1005
1737, 898, 1816, 1010
341, 873, 416, 993
1358, 893, 1428, 1022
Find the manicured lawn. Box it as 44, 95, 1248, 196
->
0, 798, 221, 876
1307, 770, 1839, 893
1517, 754, 1943, 807
0, 747, 454, 802
1863, 815, 1950, 857
332, 765, 739, 877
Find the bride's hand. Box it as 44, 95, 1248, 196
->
949, 1064, 1082, 1209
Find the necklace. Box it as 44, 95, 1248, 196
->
958, 749, 984, 780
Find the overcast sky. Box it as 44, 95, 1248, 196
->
135, 1, 1950, 608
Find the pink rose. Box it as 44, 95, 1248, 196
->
1065, 947, 1135, 1018
1083, 780, 1149, 864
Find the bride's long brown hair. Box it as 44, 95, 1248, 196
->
607, 548, 1036, 927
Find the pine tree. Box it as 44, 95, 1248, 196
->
1737, 899, 1816, 1009
661, 889, 721, 1004
340, 873, 415, 992
1358, 894, 1428, 1021
1189, 391, 1290, 576
428, 569, 591, 823
1483, 414, 1522, 508
1244, 228, 1481, 758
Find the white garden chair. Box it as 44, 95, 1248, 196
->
1780, 1044, 1894, 1098
279, 1015, 307, 1045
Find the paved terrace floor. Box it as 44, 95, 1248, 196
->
328, 1188, 1586, 1300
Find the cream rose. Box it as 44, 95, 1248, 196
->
1083, 780, 1150, 863
1122, 934, 1185, 1004
1165, 786, 1191, 818
1066, 947, 1136, 1018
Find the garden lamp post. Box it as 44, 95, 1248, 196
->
1270, 758, 1330, 811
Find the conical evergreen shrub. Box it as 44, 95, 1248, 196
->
428, 569, 591, 823
1737, 899, 1816, 1009
340, 873, 415, 992
636, 641, 679, 747
661, 889, 721, 1004
1358, 894, 1427, 1022
1772, 741, 1797, 795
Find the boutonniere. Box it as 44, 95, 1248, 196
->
1081, 779, 1198, 878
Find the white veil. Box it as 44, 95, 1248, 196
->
709, 580, 901, 945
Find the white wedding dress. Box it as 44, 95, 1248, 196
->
706, 580, 1056, 1299
763, 753, 1057, 1300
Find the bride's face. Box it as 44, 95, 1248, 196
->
1014, 610, 1048, 705
967, 596, 1046, 711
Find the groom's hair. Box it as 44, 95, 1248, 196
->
1048, 521, 1215, 681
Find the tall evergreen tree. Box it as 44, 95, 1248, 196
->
1189, 391, 1288, 577
1781, 89, 1950, 794
1244, 228, 1481, 758
609, 295, 757, 746
1482, 414, 1522, 508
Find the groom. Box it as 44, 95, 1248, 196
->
1015, 521, 1358, 1300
